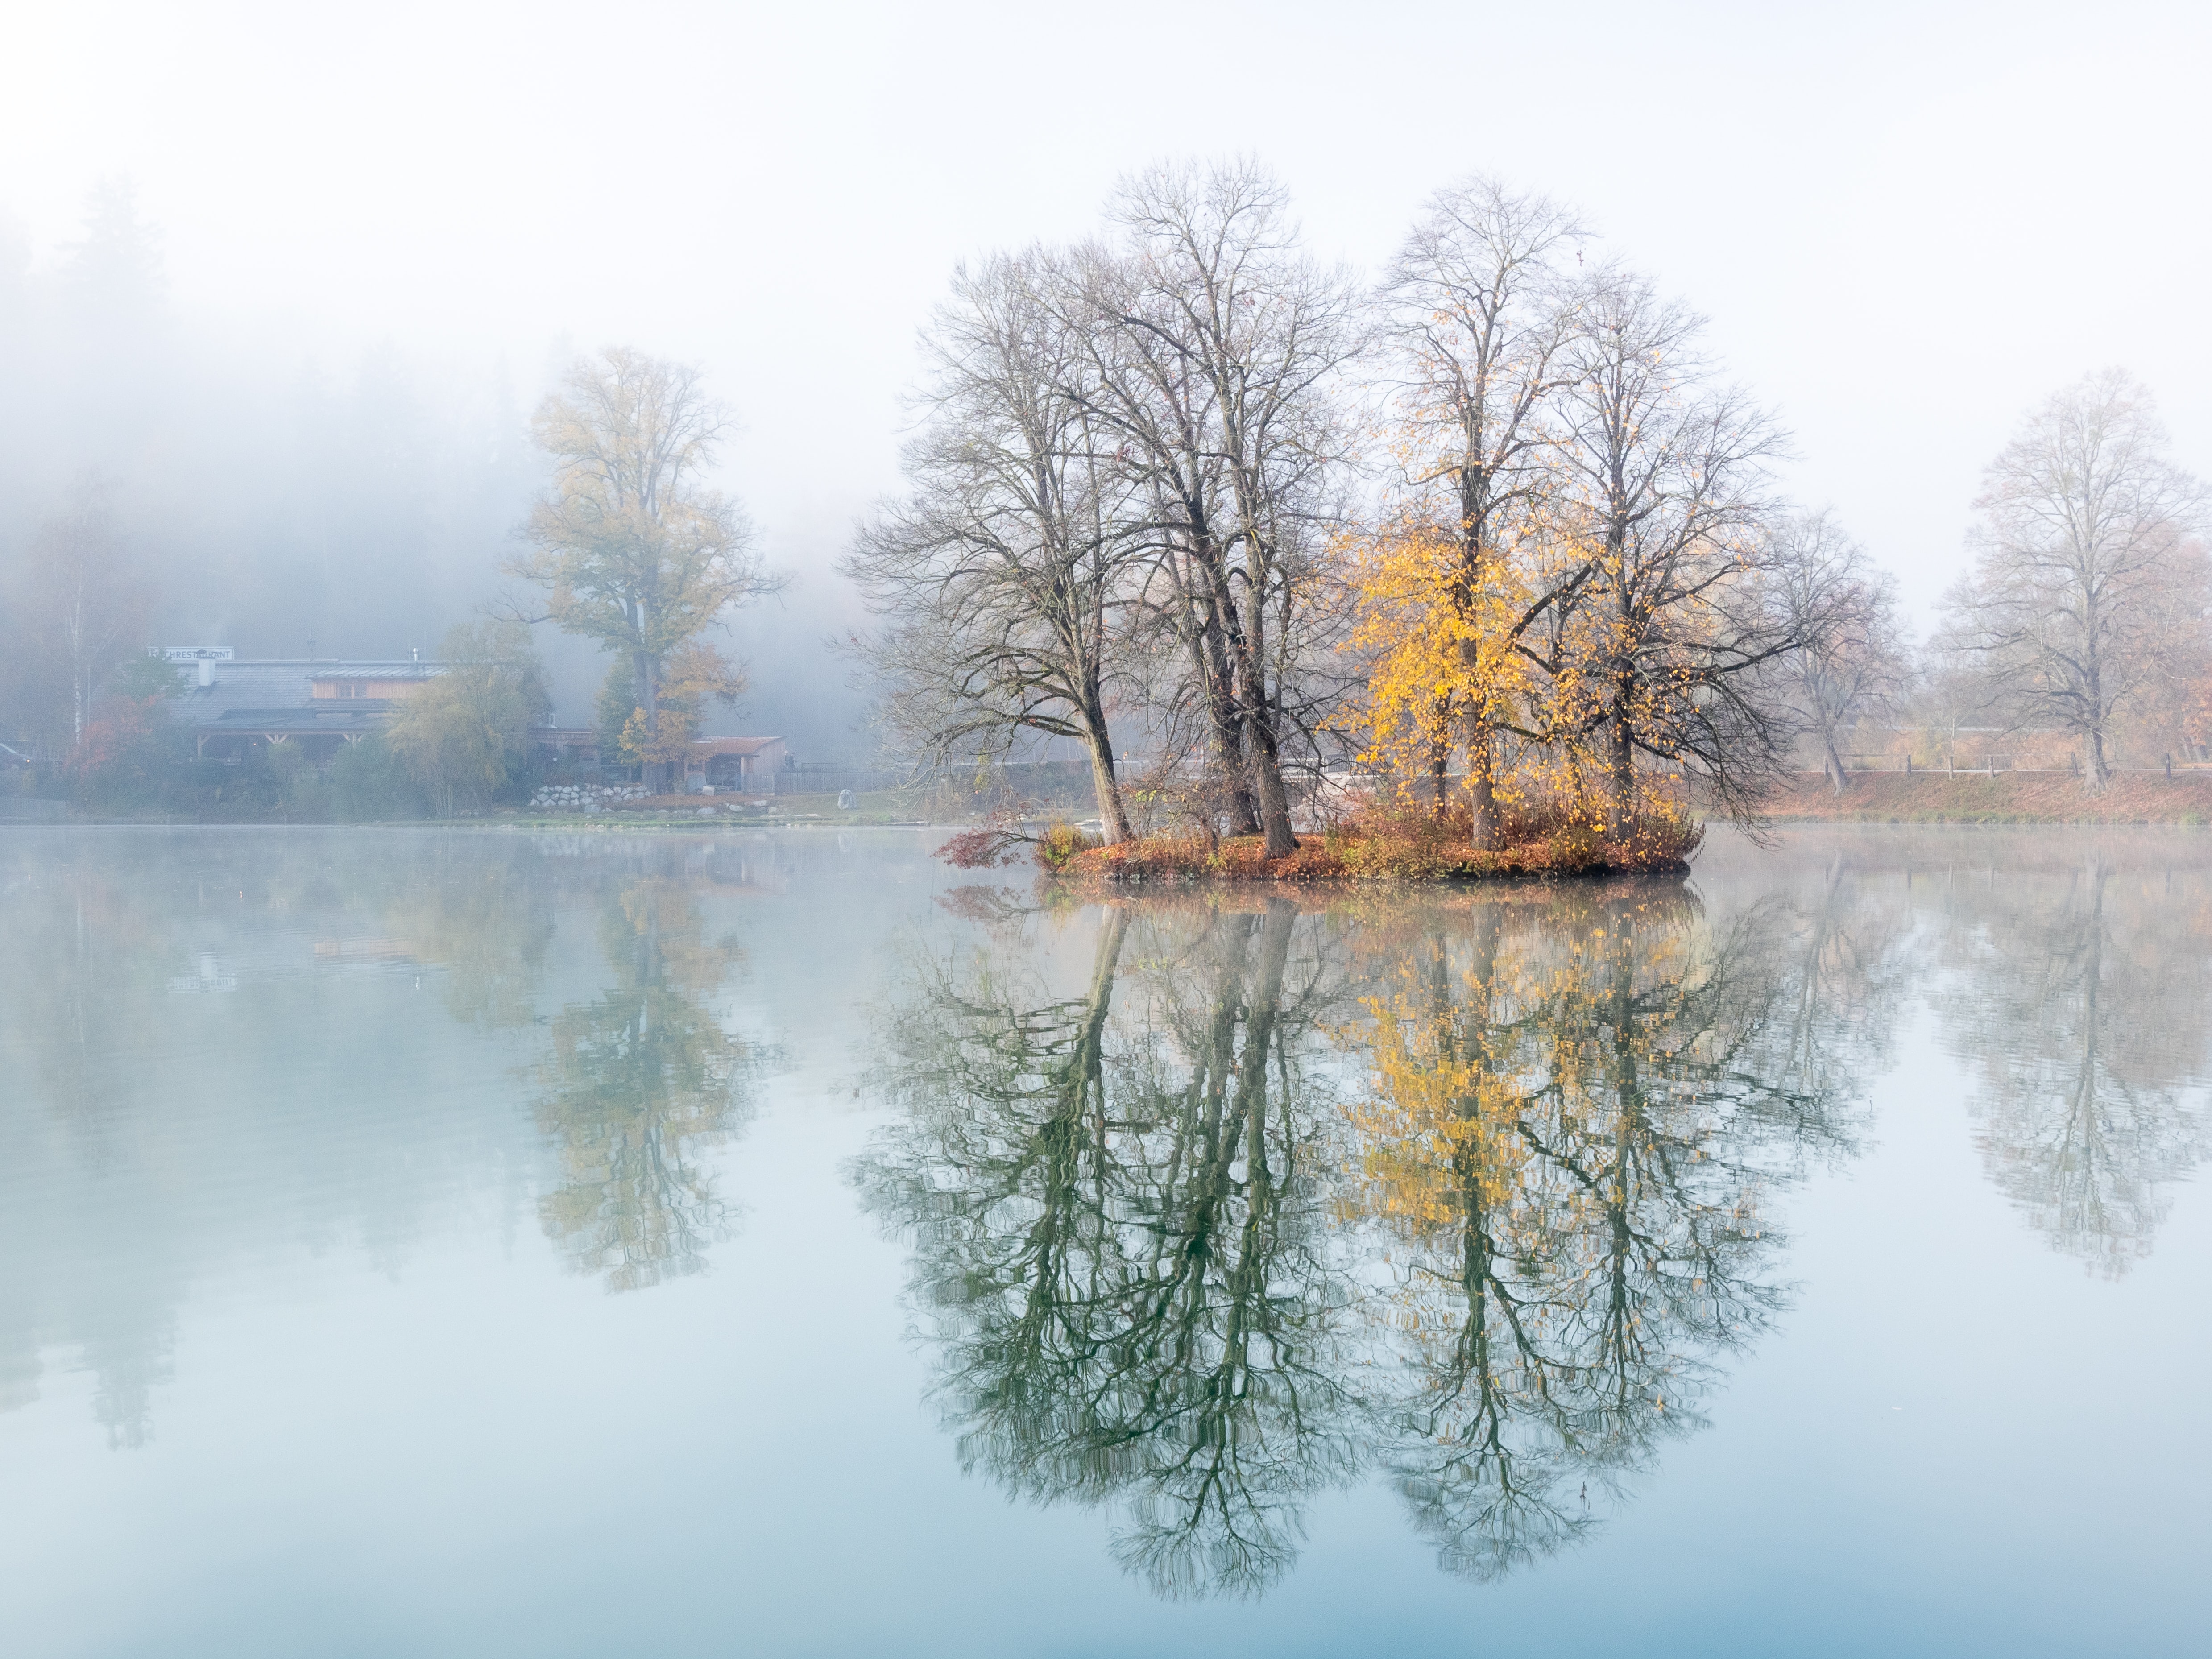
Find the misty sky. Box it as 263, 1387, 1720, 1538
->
5, 0, 2208, 748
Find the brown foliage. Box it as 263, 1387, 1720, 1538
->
934, 827, 1029, 869
1058, 797, 1700, 884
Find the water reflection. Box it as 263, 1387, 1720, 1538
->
1928, 848, 2212, 1275
858, 881, 1877, 1596
0, 831, 777, 1440
534, 877, 754, 1291
2, 820, 2208, 1520
860, 901, 1358, 1595
1350, 887, 1868, 1581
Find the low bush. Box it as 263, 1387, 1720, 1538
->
1034, 822, 1102, 872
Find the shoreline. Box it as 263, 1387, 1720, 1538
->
1753, 772, 2212, 826
17, 772, 2212, 836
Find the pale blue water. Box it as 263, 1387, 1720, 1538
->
0, 824, 2205, 1657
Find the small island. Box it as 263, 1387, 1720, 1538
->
941, 799, 1703, 883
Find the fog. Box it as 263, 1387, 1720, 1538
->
4, 0, 2209, 757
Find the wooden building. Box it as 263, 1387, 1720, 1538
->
686, 736, 788, 793
166, 658, 445, 761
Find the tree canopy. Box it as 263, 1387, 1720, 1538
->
511, 347, 775, 791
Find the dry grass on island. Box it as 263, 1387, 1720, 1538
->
941, 798, 1702, 884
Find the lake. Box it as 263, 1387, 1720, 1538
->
0, 824, 2205, 1658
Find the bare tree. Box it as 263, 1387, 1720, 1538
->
1535, 269, 1793, 832
1057, 239, 1252, 833
21, 479, 153, 751
1073, 160, 1363, 856
1938, 369, 2203, 790
845, 251, 1143, 841
1767, 511, 1910, 791
1904, 643, 1992, 774
508, 348, 774, 794
1379, 176, 1584, 844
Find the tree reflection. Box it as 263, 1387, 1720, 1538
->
374, 856, 556, 1030
861, 884, 1866, 1597
1934, 852, 2212, 1275
534, 877, 753, 1291
1763, 851, 1919, 1102
0, 833, 576, 1444
1347, 886, 1856, 1579
859, 901, 1359, 1597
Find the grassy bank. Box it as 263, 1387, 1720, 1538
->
1759, 771, 2212, 824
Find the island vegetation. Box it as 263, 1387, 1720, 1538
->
834, 161, 2212, 879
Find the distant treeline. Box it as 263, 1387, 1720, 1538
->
0, 182, 538, 767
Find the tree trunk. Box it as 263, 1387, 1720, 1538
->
1453, 508, 1498, 848
2084, 725, 2109, 792
1823, 735, 1850, 794
1247, 710, 1298, 858
1467, 719, 1499, 850
1233, 617, 1298, 856
637, 650, 668, 795
1186, 586, 1259, 836
1082, 725, 1133, 844
1607, 709, 1637, 840
1208, 706, 1259, 834
1220, 559, 1295, 857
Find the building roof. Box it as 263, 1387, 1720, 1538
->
166, 659, 444, 729
689, 736, 786, 757
207, 706, 397, 733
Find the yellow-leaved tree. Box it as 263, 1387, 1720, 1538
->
1342, 512, 1533, 822
1372, 177, 1585, 845
510, 348, 776, 794
601, 639, 746, 779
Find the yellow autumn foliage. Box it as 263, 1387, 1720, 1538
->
1342, 512, 1532, 809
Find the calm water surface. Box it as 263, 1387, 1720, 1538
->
0, 824, 2206, 1657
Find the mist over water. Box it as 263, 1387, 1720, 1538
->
0, 824, 2204, 1655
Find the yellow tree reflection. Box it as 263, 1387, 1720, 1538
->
862, 883, 1868, 1598
1345, 886, 1855, 1578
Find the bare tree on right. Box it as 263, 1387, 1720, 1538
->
1938, 370, 2204, 790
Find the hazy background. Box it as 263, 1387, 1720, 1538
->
4, 0, 2208, 757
